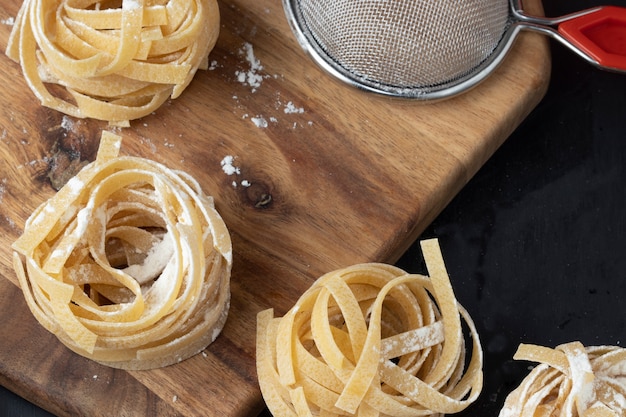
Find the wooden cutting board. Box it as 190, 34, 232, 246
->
0, 0, 550, 415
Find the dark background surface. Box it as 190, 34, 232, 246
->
2, 0, 625, 415
395, 0, 626, 414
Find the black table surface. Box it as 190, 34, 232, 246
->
2, 0, 625, 415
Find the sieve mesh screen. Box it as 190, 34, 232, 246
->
292, 0, 511, 91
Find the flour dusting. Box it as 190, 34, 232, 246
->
235, 42, 265, 92
220, 155, 240, 175
220, 155, 251, 188
0, 178, 6, 204
228, 43, 315, 128
251, 116, 268, 128
284, 101, 304, 114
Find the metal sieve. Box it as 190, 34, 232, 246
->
282, 0, 626, 99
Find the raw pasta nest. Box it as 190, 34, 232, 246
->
257, 239, 483, 417
12, 130, 232, 370
6, 0, 220, 126
499, 342, 626, 417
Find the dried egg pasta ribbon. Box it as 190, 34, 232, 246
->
12, 131, 232, 370
257, 239, 483, 416
6, 0, 219, 125
499, 342, 626, 417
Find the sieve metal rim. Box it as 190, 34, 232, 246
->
282, 0, 523, 100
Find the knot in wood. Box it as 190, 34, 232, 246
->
245, 182, 273, 209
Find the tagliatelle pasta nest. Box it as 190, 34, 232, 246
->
6, 0, 220, 126
256, 239, 483, 417
499, 342, 626, 417
12, 130, 232, 370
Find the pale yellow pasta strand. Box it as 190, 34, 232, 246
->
6, 0, 220, 123
12, 131, 232, 369
500, 343, 626, 417
257, 241, 484, 417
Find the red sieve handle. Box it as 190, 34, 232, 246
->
557, 6, 626, 71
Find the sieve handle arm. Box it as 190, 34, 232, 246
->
556, 6, 626, 72
515, 5, 626, 73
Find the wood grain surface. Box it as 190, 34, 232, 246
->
0, 0, 550, 415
